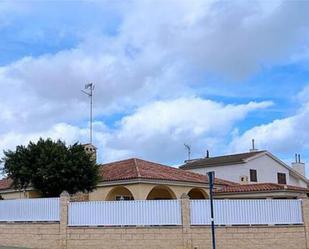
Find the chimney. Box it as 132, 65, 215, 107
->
291, 153, 305, 176
82, 143, 97, 163
250, 139, 258, 152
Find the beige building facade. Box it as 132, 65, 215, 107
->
90, 181, 209, 201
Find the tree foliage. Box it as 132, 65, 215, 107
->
1, 138, 100, 197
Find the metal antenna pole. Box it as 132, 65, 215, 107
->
184, 144, 191, 160
90, 85, 93, 144
81, 83, 95, 144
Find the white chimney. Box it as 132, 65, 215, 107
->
292, 154, 305, 176
82, 143, 97, 163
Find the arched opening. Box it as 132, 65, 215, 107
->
105, 186, 135, 201
146, 185, 177, 200
188, 188, 208, 199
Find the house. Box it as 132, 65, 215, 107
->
180, 150, 309, 188
215, 183, 309, 199
0, 158, 234, 200
0, 145, 308, 200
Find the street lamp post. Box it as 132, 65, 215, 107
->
207, 171, 216, 249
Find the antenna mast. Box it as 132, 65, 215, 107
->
184, 144, 191, 160
81, 83, 95, 144
250, 138, 258, 152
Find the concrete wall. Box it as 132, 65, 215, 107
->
0, 223, 60, 249
66, 226, 307, 249
89, 183, 209, 201
0, 190, 41, 200
190, 154, 308, 187
0, 192, 308, 249
0, 182, 209, 201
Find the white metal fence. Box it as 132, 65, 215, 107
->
190, 199, 303, 225
68, 200, 182, 226
0, 198, 60, 222
0, 198, 303, 225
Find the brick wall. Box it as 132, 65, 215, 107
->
0, 192, 308, 249
65, 225, 307, 249
0, 223, 60, 249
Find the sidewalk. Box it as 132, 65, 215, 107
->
0, 247, 29, 249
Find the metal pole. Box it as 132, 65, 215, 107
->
90, 85, 93, 144
207, 171, 216, 249
81, 83, 94, 145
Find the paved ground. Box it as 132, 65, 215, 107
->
0, 247, 29, 249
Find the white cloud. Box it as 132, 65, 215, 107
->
0, 123, 87, 152
1, 0, 309, 165
0, 97, 271, 165
229, 96, 309, 155
104, 97, 272, 162
0, 0, 307, 132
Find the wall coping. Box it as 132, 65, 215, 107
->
190, 224, 305, 229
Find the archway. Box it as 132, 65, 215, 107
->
105, 186, 135, 201
146, 185, 177, 200
187, 188, 208, 199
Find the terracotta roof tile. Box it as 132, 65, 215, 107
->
99, 158, 235, 186
180, 151, 266, 170
0, 178, 13, 190
215, 183, 309, 194
0, 158, 237, 191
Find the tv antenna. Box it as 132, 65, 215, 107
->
184, 144, 191, 160
250, 138, 258, 152
81, 83, 95, 144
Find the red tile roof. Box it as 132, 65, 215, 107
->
215, 183, 309, 194
0, 158, 236, 191
99, 158, 235, 186
0, 178, 13, 190
180, 151, 266, 169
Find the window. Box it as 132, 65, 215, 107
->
250, 169, 257, 182
277, 173, 287, 184
115, 195, 134, 201
240, 176, 248, 183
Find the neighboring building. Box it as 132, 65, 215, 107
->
0, 158, 234, 200
215, 183, 309, 199
180, 150, 309, 188
0, 178, 40, 199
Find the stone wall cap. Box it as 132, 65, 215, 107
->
180, 193, 190, 199
60, 191, 70, 197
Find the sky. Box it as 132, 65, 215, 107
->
1, 0, 309, 169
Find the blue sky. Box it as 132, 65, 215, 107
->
1, 0, 309, 169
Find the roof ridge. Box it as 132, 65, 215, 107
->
180, 150, 267, 170
133, 158, 142, 178
201, 150, 266, 160
216, 182, 309, 194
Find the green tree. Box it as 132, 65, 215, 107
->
1, 138, 100, 197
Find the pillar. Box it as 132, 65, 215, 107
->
300, 194, 309, 249
181, 193, 192, 249
59, 191, 70, 249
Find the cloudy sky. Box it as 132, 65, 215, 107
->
1, 0, 309, 169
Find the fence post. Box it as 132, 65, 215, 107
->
301, 195, 309, 249
59, 191, 70, 249
181, 193, 192, 249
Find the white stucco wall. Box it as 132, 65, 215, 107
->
188, 154, 308, 187
289, 174, 307, 188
